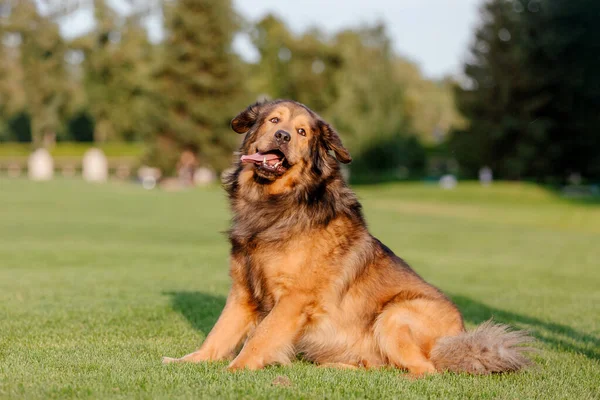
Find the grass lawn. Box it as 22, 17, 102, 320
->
0, 179, 599, 399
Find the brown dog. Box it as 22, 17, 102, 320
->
163, 99, 534, 375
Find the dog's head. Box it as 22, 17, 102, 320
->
231, 100, 351, 186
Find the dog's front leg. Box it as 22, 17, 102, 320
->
163, 279, 257, 364
227, 295, 309, 371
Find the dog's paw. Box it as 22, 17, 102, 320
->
226, 360, 246, 371
227, 357, 263, 371
162, 356, 181, 364
405, 366, 437, 380
318, 362, 359, 370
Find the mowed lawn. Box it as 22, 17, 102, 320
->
0, 179, 599, 399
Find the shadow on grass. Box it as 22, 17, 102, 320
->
452, 294, 600, 362
163, 291, 599, 363
164, 291, 226, 334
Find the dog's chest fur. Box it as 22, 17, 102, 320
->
232, 218, 349, 308
230, 212, 393, 366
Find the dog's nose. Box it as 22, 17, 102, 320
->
274, 130, 291, 144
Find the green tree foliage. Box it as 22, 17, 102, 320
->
0, 6, 27, 141
525, 0, 600, 179
452, 0, 600, 181
78, 0, 155, 143
9, 0, 68, 145
327, 25, 407, 150
249, 15, 341, 114
145, 0, 248, 174
452, 0, 533, 179
396, 62, 465, 145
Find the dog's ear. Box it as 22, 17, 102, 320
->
231, 102, 263, 134
320, 121, 352, 164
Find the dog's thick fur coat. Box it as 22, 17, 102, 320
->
163, 100, 534, 375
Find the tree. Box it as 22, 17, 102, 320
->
0, 4, 28, 141
451, 0, 540, 179
249, 15, 341, 114
77, 0, 119, 143
78, 0, 155, 143
327, 25, 407, 150
524, 0, 600, 179
394, 61, 465, 145
145, 0, 248, 174
11, 0, 69, 146
452, 0, 600, 181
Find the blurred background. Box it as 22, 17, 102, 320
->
0, 0, 599, 190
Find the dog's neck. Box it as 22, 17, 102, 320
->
225, 166, 365, 243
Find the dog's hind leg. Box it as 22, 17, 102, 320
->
374, 298, 463, 376
375, 317, 435, 376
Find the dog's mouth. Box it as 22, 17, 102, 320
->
240, 149, 289, 176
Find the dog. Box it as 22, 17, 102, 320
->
163, 99, 534, 375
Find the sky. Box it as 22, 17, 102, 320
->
55, 0, 482, 79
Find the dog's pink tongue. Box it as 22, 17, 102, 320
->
241, 152, 279, 164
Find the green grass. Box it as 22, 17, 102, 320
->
0, 179, 599, 399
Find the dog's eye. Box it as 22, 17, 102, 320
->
297, 128, 306, 136
270, 117, 279, 123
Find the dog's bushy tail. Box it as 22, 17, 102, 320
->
430, 320, 535, 375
